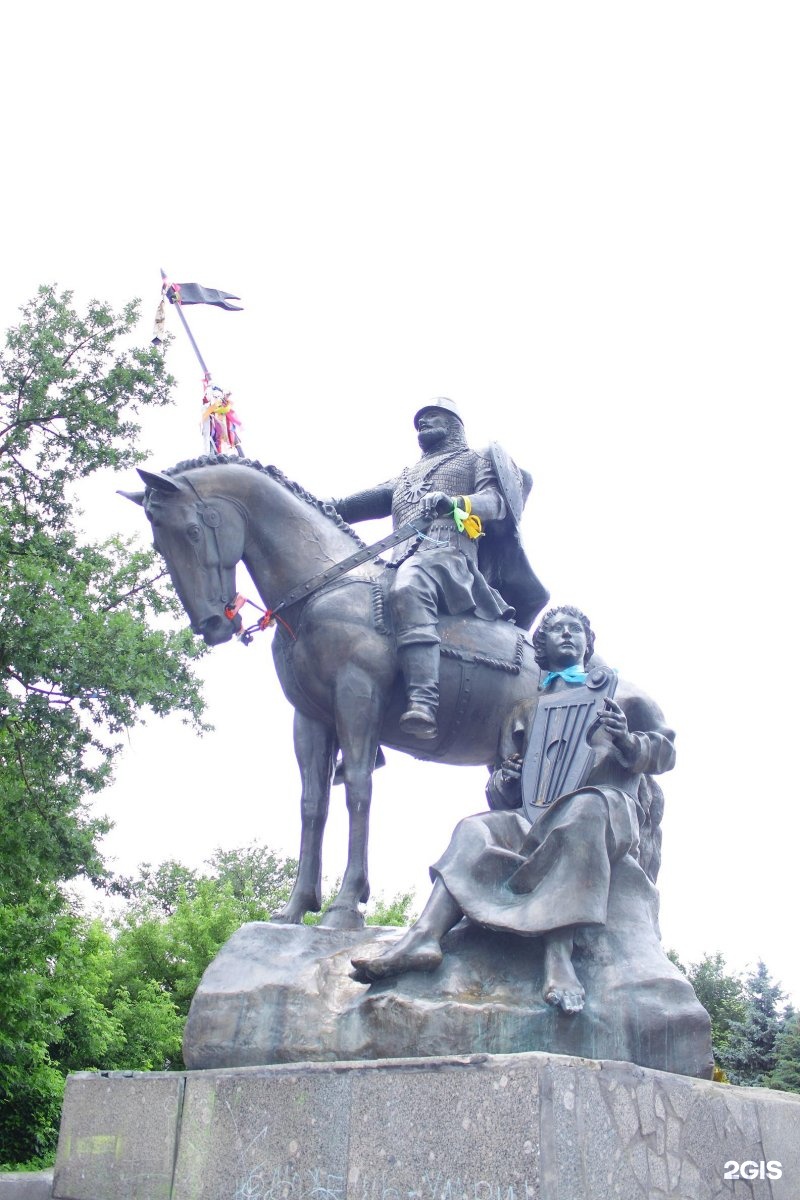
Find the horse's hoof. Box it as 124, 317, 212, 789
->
320, 904, 365, 931
271, 907, 307, 925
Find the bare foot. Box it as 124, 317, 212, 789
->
350, 934, 443, 983
544, 979, 585, 1014
543, 936, 585, 1014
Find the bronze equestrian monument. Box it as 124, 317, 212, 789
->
52, 401, 799, 1199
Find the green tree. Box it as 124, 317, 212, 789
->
45, 916, 124, 1074
0, 286, 205, 1167
111, 859, 202, 915
720, 961, 788, 1087
208, 844, 300, 910
766, 1014, 800, 1094
675, 952, 747, 1062
0, 897, 75, 1168
106, 846, 302, 1033
365, 892, 416, 927
103, 849, 417, 1057
0, 287, 205, 895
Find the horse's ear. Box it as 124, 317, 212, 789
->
117, 489, 146, 506
136, 468, 182, 493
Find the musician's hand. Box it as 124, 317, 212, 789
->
421, 491, 454, 518
487, 752, 523, 810
598, 699, 637, 755
498, 752, 523, 784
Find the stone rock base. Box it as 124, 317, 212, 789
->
53, 1053, 800, 1200
183, 879, 713, 1078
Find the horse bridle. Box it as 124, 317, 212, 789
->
161, 474, 435, 644
177, 475, 249, 617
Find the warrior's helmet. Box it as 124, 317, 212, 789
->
413, 397, 464, 428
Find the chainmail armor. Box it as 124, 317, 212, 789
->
391, 449, 489, 526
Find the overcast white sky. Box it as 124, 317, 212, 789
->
2, 3, 798, 1004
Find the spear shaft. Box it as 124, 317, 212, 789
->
160, 268, 245, 456
160, 267, 212, 380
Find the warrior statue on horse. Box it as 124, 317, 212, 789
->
329, 397, 548, 739
122, 398, 548, 929
123, 389, 700, 1074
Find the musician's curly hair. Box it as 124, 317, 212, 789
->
532, 606, 595, 668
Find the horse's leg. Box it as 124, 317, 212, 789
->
272, 709, 335, 924
320, 666, 383, 931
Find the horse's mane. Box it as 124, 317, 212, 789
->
163, 454, 370, 551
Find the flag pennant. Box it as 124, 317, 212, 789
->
166, 281, 243, 311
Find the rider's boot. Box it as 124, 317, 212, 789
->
398, 642, 440, 739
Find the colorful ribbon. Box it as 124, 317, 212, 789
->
452, 495, 482, 539
539, 664, 588, 690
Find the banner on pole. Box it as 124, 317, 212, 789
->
166, 282, 243, 311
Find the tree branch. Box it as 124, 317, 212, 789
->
6, 670, 78, 707
60, 329, 108, 370
0, 449, 44, 484
0, 412, 70, 445
99, 570, 170, 613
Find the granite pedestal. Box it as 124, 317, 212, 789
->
53, 1052, 800, 1200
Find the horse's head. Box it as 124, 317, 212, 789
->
122, 467, 246, 645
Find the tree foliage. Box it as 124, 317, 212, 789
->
669, 951, 747, 1062
104, 846, 415, 1030
0, 288, 417, 1167
719, 961, 789, 1087
669, 952, 800, 1092
2, 824, 417, 1169
767, 1014, 800, 1093
0, 287, 206, 901
0, 287, 206, 1167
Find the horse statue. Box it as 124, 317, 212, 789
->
123, 455, 543, 929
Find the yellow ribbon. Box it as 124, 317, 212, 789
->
452, 495, 482, 539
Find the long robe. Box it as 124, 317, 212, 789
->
431, 676, 676, 936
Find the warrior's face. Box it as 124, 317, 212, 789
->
416, 410, 462, 453
541, 611, 588, 670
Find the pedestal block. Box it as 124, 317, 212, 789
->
53, 1053, 800, 1200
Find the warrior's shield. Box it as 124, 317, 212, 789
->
521, 667, 618, 824
489, 442, 530, 526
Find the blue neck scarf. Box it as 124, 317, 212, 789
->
540, 664, 588, 690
